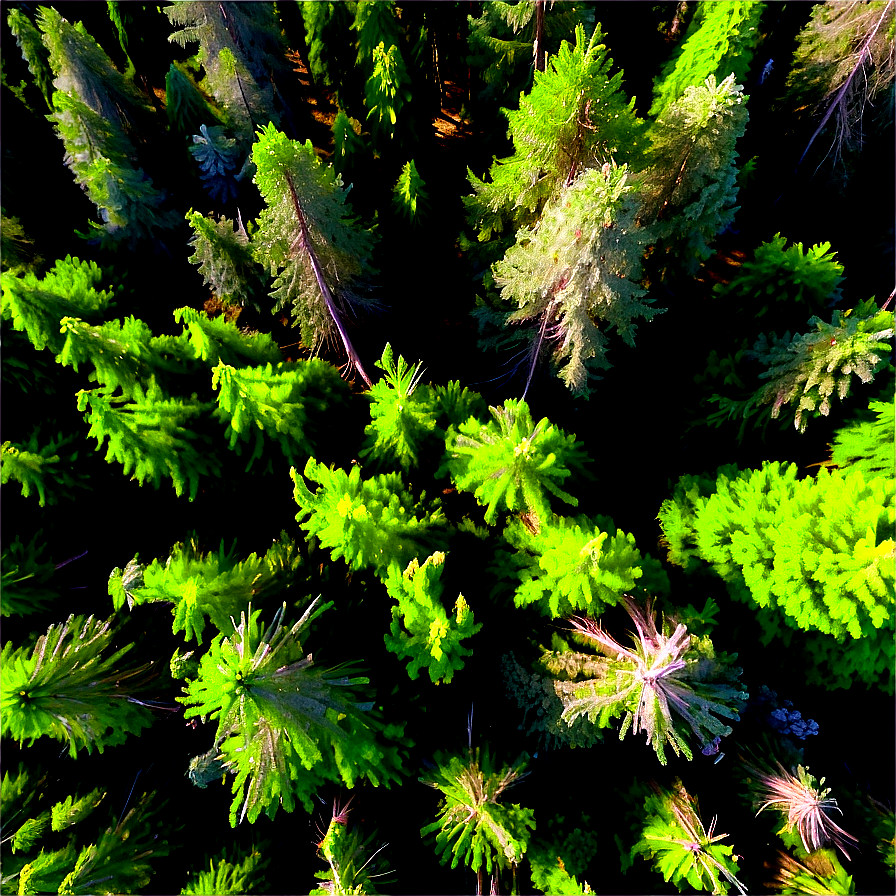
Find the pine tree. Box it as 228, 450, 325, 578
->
6, 7, 54, 111
649, 0, 765, 118
250, 124, 378, 385
185, 211, 270, 311
465, 23, 648, 242
491, 163, 660, 396
391, 159, 430, 226
189, 124, 242, 204
299, 1, 361, 107
639, 74, 748, 276
1, 614, 156, 757
1, 428, 90, 507
364, 41, 414, 152
178, 599, 408, 825
420, 746, 535, 890
164, 62, 220, 137
174, 306, 282, 368
383, 552, 482, 684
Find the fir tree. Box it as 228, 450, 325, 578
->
331, 108, 370, 186
164, 62, 220, 137
465, 23, 647, 242
291, 458, 446, 577
213, 359, 349, 473
1, 614, 156, 757
383, 552, 482, 685
1, 428, 91, 507
6, 7, 53, 111
639, 74, 748, 276
251, 123, 378, 385
299, 1, 360, 105
180, 842, 270, 896
391, 159, 430, 226
364, 41, 413, 151
420, 746, 535, 891
649, 0, 765, 118
491, 163, 660, 396
178, 599, 408, 825
189, 124, 242, 204
629, 779, 746, 894
185, 211, 270, 311
438, 398, 589, 524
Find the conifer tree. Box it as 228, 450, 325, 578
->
383, 552, 482, 684
826, 397, 895, 479
420, 746, 535, 892
649, 0, 764, 118
165, 62, 219, 137
1, 614, 156, 757
180, 842, 270, 896
178, 599, 409, 825
174, 306, 282, 368
465, 23, 647, 242
392, 159, 430, 226
1, 532, 62, 618
189, 124, 242, 204
491, 163, 659, 396
299, 0, 361, 107
185, 211, 270, 311
6, 7, 53, 111
365, 41, 414, 152
0, 212, 43, 275
639, 74, 748, 276
1, 428, 90, 507
251, 124, 378, 385
331, 108, 370, 186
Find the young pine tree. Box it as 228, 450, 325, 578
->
250, 124, 378, 385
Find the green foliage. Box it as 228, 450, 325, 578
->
391, 159, 429, 226
659, 460, 896, 691
827, 397, 896, 483
311, 801, 390, 895
501, 650, 606, 751
745, 302, 894, 432
108, 532, 304, 643
0, 213, 43, 275
383, 552, 482, 684
527, 812, 598, 894
180, 842, 270, 895
500, 512, 669, 618
492, 163, 659, 396
1, 255, 114, 355
185, 211, 269, 310
0, 531, 58, 618
331, 109, 369, 184
190, 124, 241, 203
187, 745, 228, 790
1, 429, 90, 507
178, 600, 408, 825
641, 74, 748, 276
359, 343, 438, 472
165, 62, 218, 136
420, 747, 535, 876
364, 41, 412, 151
465, 23, 647, 241
649, 0, 764, 117
713, 233, 846, 317
76, 382, 222, 501
174, 306, 282, 368
0, 614, 155, 756
300, 0, 359, 99
292, 458, 446, 577
212, 359, 348, 472
51, 790, 105, 834
630, 779, 746, 894
6, 8, 53, 111
771, 848, 857, 894
439, 399, 588, 524
555, 596, 746, 764
250, 123, 377, 383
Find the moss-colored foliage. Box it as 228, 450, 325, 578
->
189, 124, 241, 204
108, 532, 304, 644
649, 0, 764, 117
554, 596, 746, 764
439, 399, 588, 525
359, 342, 438, 472
391, 159, 429, 226
501, 650, 606, 751
629, 779, 746, 894
165, 62, 219, 137
250, 123, 378, 383
1, 255, 114, 355
500, 512, 669, 618
420, 747, 535, 877
0, 614, 155, 757
827, 397, 896, 481
76, 382, 221, 501
212, 359, 347, 472
713, 233, 845, 317
310, 801, 390, 895
641, 74, 748, 276
492, 163, 660, 396
1, 428, 90, 507
178, 599, 409, 825
292, 457, 446, 577
465, 23, 647, 242
180, 842, 270, 896
659, 460, 895, 692
0, 531, 58, 618
0, 212, 44, 275
186, 211, 269, 311
384, 552, 482, 685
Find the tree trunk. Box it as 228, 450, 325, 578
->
533, 0, 546, 72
